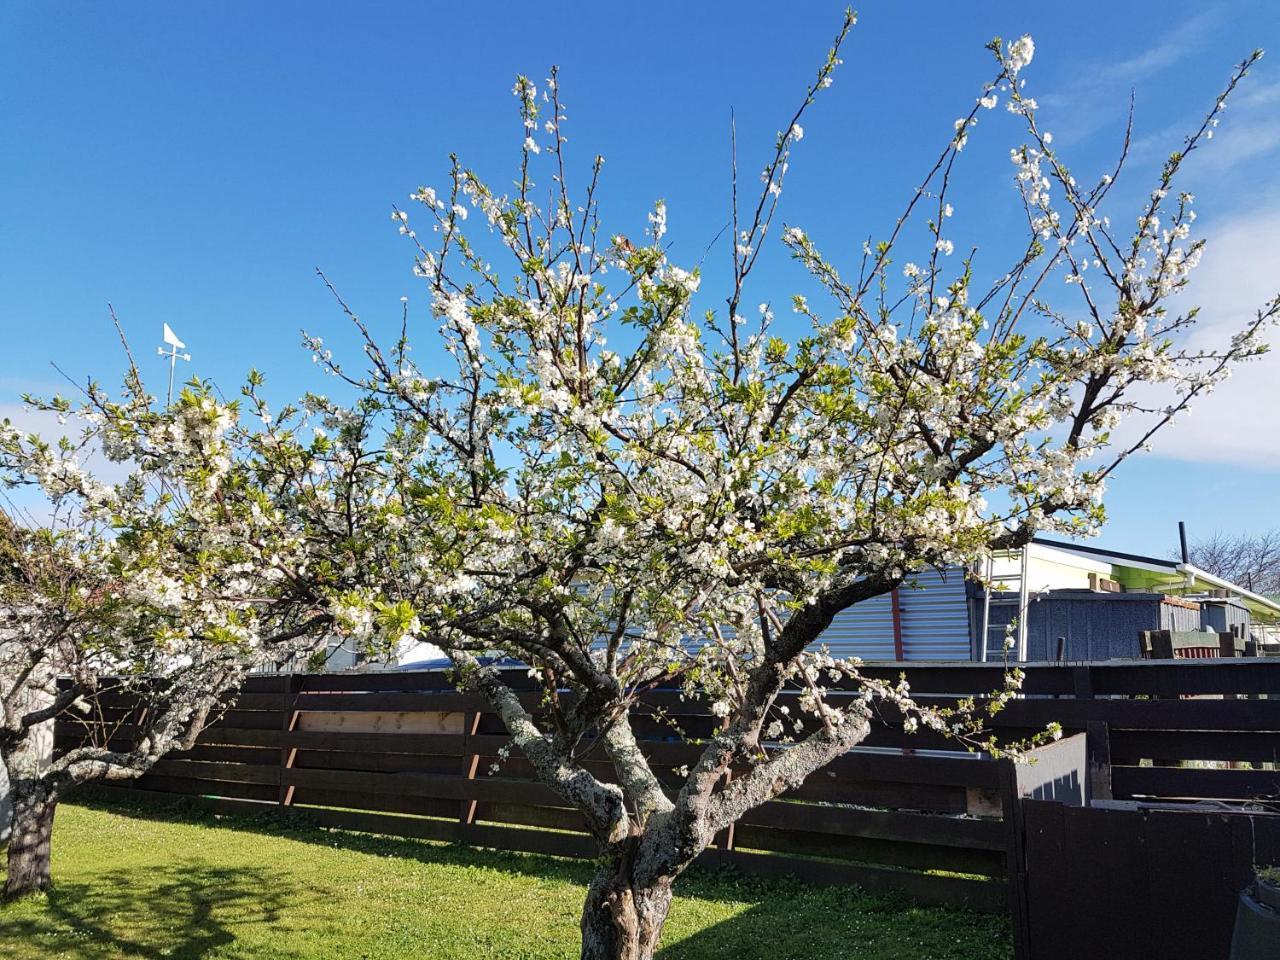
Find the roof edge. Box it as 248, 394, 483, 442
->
1031, 536, 1178, 573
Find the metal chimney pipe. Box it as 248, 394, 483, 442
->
1178, 521, 1189, 565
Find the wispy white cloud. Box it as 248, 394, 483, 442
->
1039, 12, 1220, 146
1119, 205, 1280, 467
1232, 77, 1280, 112
1196, 122, 1280, 173
1127, 78, 1280, 175
1078, 13, 1215, 88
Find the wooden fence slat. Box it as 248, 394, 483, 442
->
148, 759, 281, 786
738, 800, 1005, 849
297, 671, 538, 694
261, 683, 1280, 726
169, 744, 280, 765
188, 729, 470, 753
129, 775, 280, 803
983, 696, 1280, 731
780, 774, 969, 812
1109, 729, 1280, 764
471, 800, 586, 833
292, 691, 491, 713
291, 750, 462, 776
280, 766, 567, 806
1111, 765, 1280, 801
206, 710, 292, 730
290, 789, 459, 820
822, 750, 1002, 788
80, 656, 1280, 701
858, 659, 1280, 697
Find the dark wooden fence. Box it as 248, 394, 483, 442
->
58, 658, 1280, 939
62, 666, 1051, 913
845, 658, 1280, 804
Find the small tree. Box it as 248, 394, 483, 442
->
0, 347, 363, 896
23, 18, 1254, 958
1182, 529, 1280, 595
304, 17, 1276, 957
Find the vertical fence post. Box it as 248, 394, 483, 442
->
709, 714, 736, 865
277, 673, 303, 808
1086, 720, 1112, 802
460, 710, 482, 831
1071, 664, 1093, 700
1148, 630, 1174, 660
998, 756, 1032, 960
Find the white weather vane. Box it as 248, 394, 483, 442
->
157, 322, 191, 406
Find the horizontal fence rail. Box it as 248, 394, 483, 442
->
57, 658, 1280, 915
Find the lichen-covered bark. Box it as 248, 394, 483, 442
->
3, 780, 56, 898
601, 714, 672, 821
706, 713, 872, 833
0, 759, 10, 847
580, 836, 675, 960
460, 655, 631, 844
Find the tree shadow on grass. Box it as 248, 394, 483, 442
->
0, 862, 300, 960
72, 792, 597, 887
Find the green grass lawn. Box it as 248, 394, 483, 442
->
0, 800, 1012, 960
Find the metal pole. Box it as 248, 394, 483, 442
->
166, 345, 177, 407
978, 553, 992, 662
1016, 546, 1030, 662
157, 333, 190, 408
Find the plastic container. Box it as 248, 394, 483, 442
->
1229, 877, 1280, 960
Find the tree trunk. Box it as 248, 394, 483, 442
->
580, 864, 674, 960
4, 783, 56, 898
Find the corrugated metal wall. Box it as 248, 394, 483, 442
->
900, 567, 973, 660
817, 566, 972, 662
820, 590, 898, 661
984, 592, 1197, 660
1197, 598, 1250, 637
1159, 600, 1203, 633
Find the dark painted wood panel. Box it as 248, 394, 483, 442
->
739, 801, 1004, 849
1112, 765, 1280, 801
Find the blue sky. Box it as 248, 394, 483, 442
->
2, 1, 1278, 556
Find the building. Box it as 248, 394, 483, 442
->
818, 538, 1280, 663
258, 538, 1280, 673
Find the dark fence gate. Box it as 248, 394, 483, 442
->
1017, 800, 1280, 959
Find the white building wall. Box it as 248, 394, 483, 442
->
990, 542, 1113, 593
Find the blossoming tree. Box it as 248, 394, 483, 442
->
0, 345, 386, 896
298, 16, 1277, 958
